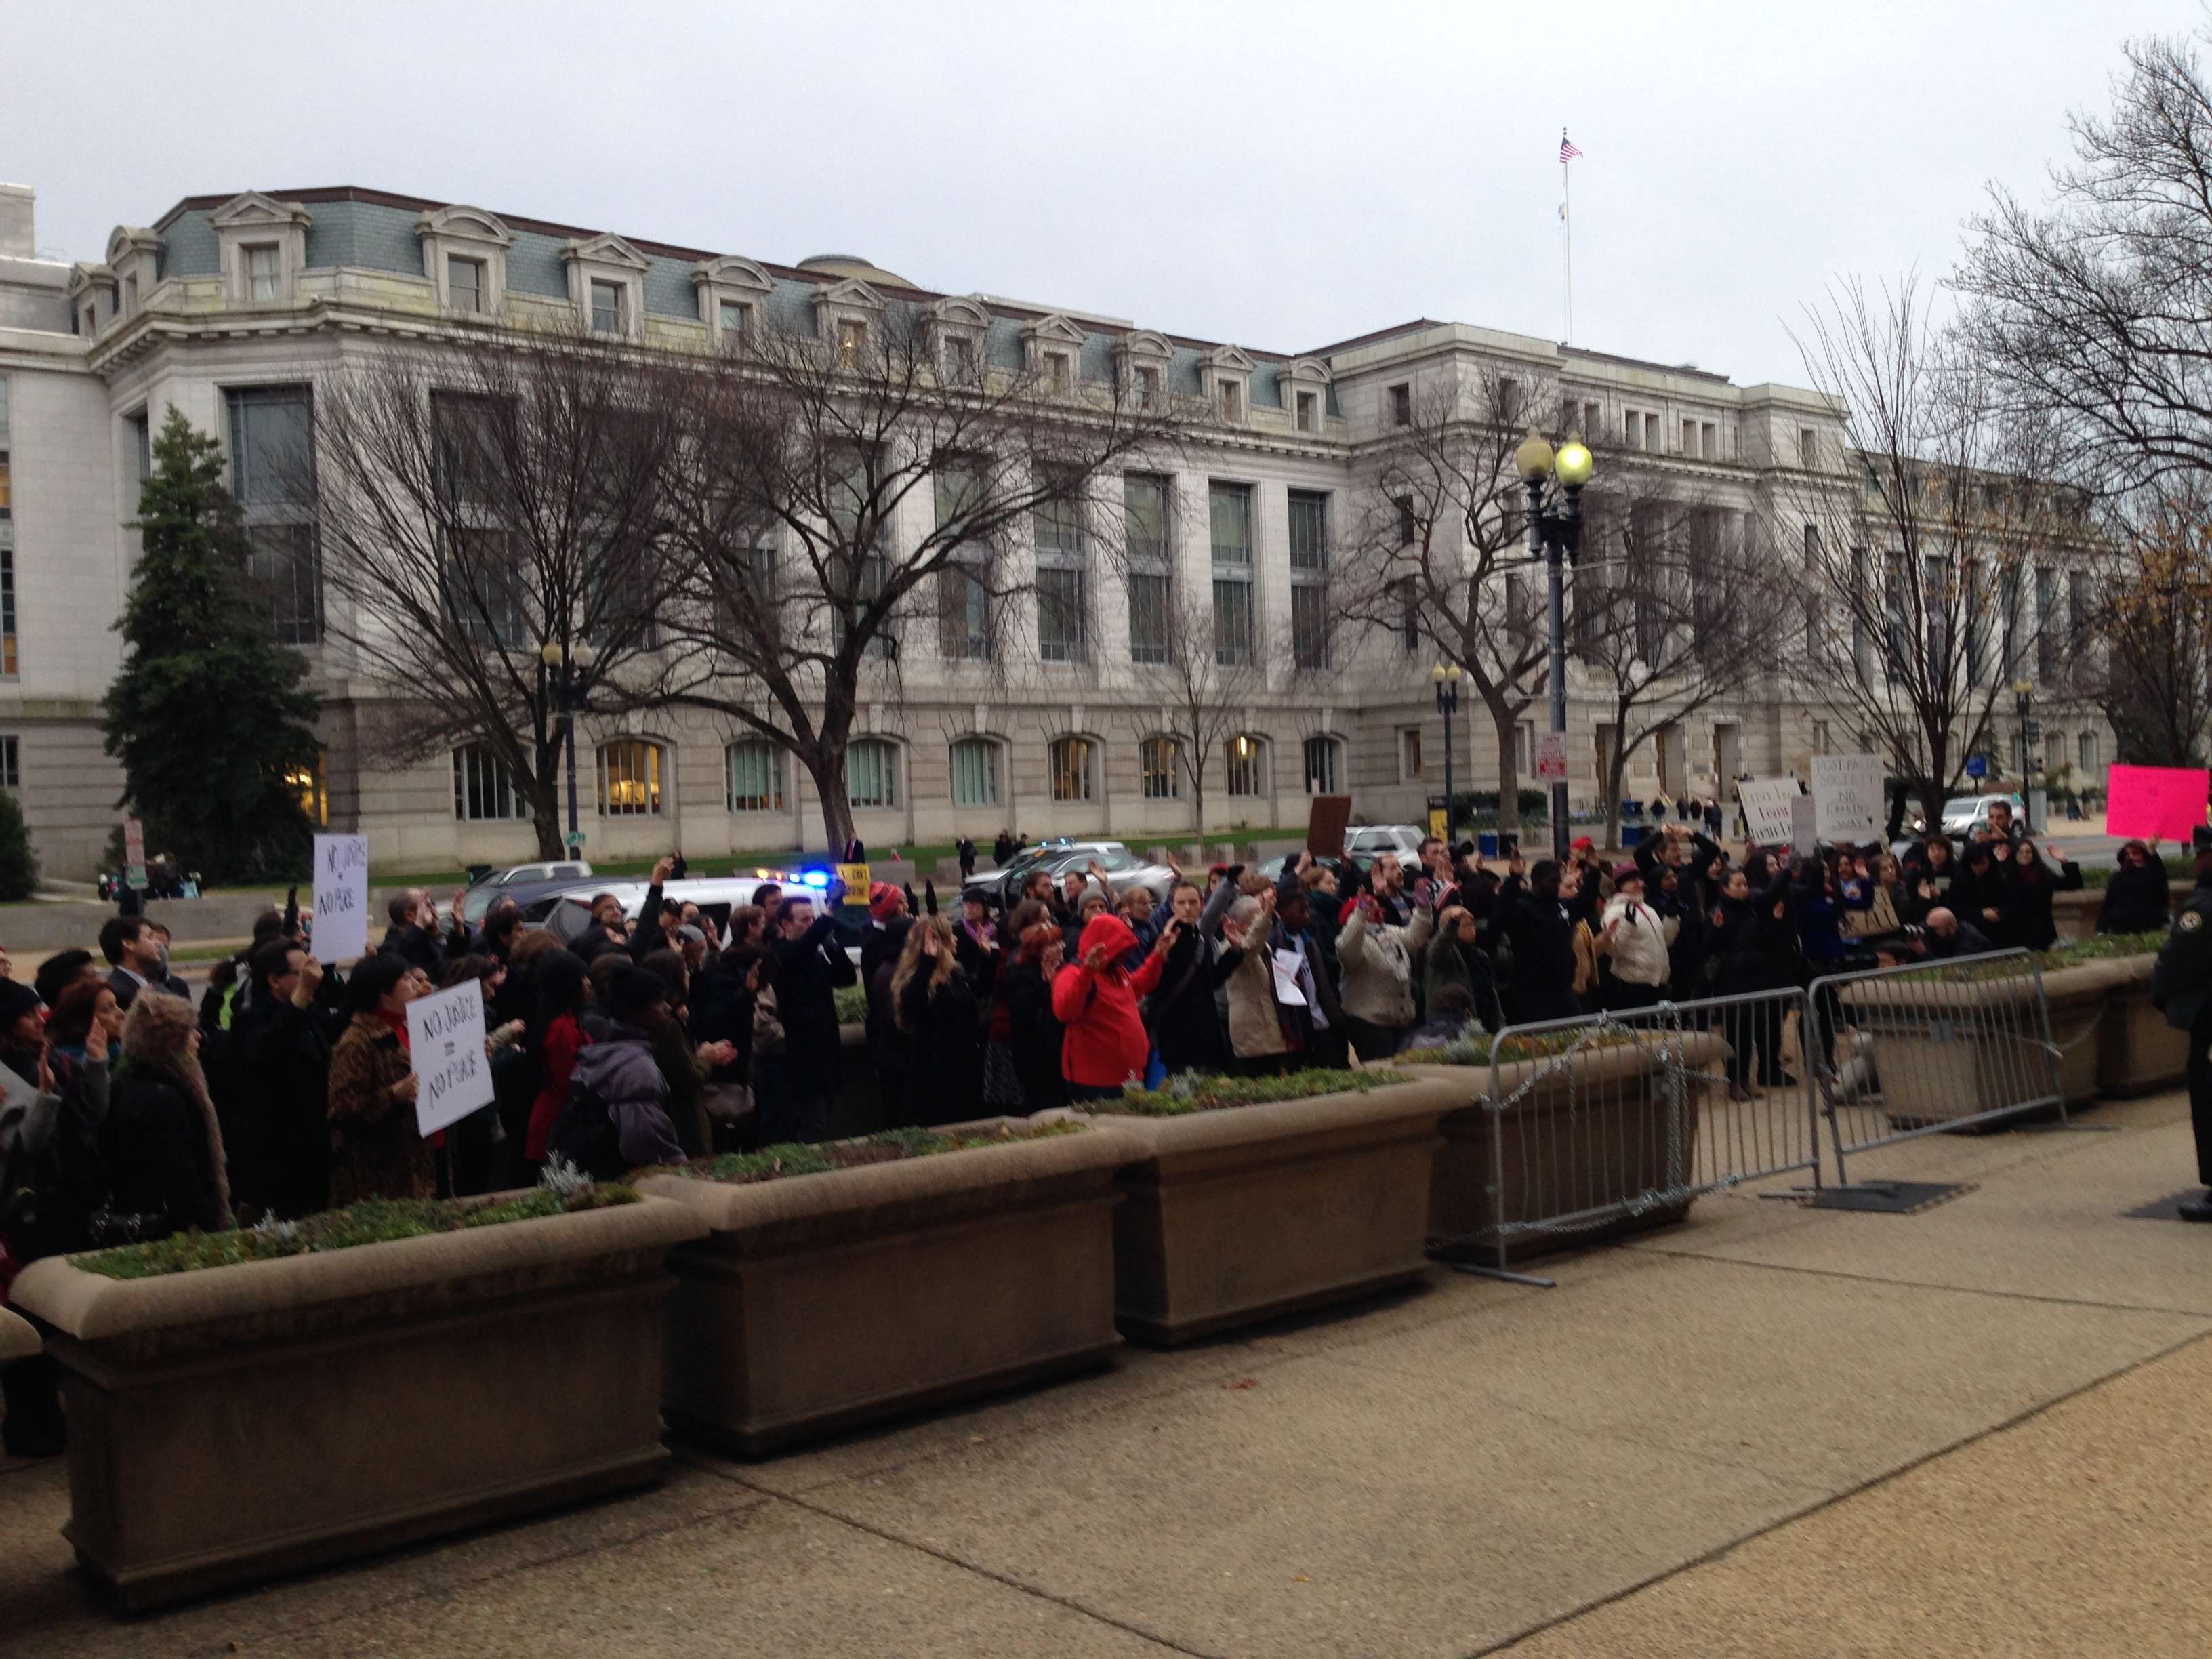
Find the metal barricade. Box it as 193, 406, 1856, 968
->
1431, 986, 1822, 1279
1804, 949, 2066, 1183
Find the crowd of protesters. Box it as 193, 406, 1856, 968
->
0, 800, 2156, 1456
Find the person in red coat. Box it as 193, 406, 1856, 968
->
1050, 912, 1169, 1101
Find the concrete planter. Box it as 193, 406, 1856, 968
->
1836, 970, 2081, 1130
2093, 955, 2190, 1097
1069, 1076, 1466, 1347
639, 1126, 1133, 1456
1411, 1033, 1726, 1263
9, 1197, 708, 1610
1, 1303, 39, 1364
2050, 883, 2187, 944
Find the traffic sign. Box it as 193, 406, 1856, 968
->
563, 831, 586, 851
2022, 719, 2043, 745
1534, 731, 1569, 785
1965, 754, 1988, 779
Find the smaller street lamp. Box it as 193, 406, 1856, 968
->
539, 640, 600, 843
1431, 661, 1462, 844
1516, 427, 1595, 861
2012, 676, 2037, 832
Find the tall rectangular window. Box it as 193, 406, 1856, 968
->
1289, 487, 1329, 670
949, 737, 999, 807
1036, 475, 1086, 663
1396, 577, 1419, 655
1399, 728, 1423, 780
0, 735, 18, 790
1124, 472, 1170, 665
452, 744, 521, 821
846, 739, 898, 808
2068, 569, 2089, 652
1296, 390, 1318, 432
718, 298, 749, 337
245, 244, 281, 302
1582, 401, 1601, 438
1389, 384, 1412, 427
2035, 565, 2057, 679
1302, 735, 1339, 795
226, 385, 321, 644
1799, 428, 1817, 467
590, 279, 623, 335
1209, 482, 1253, 665
447, 255, 484, 312
597, 739, 663, 817
838, 319, 867, 369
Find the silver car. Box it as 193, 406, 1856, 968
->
963, 840, 1177, 909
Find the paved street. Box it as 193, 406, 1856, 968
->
8, 1086, 2212, 1656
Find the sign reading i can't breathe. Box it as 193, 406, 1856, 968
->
408, 979, 493, 1138
312, 834, 371, 962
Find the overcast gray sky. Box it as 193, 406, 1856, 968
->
5, 0, 2203, 386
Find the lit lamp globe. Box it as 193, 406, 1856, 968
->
1554, 432, 1594, 489
1513, 428, 1555, 483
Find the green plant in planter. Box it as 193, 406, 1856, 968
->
2036, 930, 2167, 969
1094, 1067, 1410, 1117
78, 1170, 640, 1280
833, 984, 867, 1025
1398, 1028, 1628, 1067
657, 1120, 1088, 1185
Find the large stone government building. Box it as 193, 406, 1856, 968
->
0, 181, 2112, 877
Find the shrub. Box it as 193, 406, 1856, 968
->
659, 1120, 1086, 1185
833, 983, 867, 1024
0, 787, 39, 901
1097, 1067, 1410, 1117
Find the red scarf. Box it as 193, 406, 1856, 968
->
374, 1007, 411, 1049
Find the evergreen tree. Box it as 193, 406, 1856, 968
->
102, 409, 321, 884
0, 787, 39, 902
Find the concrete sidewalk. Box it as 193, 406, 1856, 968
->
6, 1088, 2211, 1656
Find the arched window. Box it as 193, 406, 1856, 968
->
2078, 731, 2100, 775
1225, 733, 1268, 797
2045, 729, 2066, 776
725, 740, 783, 813
949, 737, 1000, 807
453, 743, 520, 821
1049, 736, 1096, 803
846, 738, 899, 808
598, 739, 663, 817
287, 748, 329, 827
1140, 735, 1182, 800
1302, 735, 1341, 796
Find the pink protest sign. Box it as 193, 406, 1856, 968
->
2105, 765, 2210, 842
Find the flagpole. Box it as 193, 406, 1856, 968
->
1561, 146, 1574, 346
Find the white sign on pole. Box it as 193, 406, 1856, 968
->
408, 979, 494, 1137
311, 834, 371, 962
1736, 777, 1801, 847
1811, 753, 1885, 846
122, 817, 145, 868
1790, 794, 1820, 857
1534, 731, 1569, 785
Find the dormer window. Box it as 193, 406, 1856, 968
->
718, 298, 750, 337
1044, 352, 1070, 394
1199, 344, 1254, 428
947, 334, 977, 384
1220, 382, 1241, 422
245, 245, 281, 302
838, 319, 867, 369
1135, 365, 1160, 411
1296, 391, 1318, 432
692, 255, 775, 351
590, 279, 624, 335
448, 255, 485, 313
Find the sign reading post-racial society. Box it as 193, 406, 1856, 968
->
1811, 754, 1885, 846
408, 979, 495, 1138
311, 834, 370, 962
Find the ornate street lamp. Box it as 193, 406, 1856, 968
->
1515, 428, 1594, 861
1431, 661, 1462, 844
539, 640, 600, 843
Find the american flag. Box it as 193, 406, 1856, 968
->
1559, 131, 1583, 163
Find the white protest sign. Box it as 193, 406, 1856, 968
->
1736, 777, 1801, 847
1790, 794, 1819, 857
1534, 731, 1569, 785
1811, 753, 1884, 846
311, 834, 371, 962
408, 979, 494, 1137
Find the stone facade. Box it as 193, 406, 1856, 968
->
0, 182, 2114, 878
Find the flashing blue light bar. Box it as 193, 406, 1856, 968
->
799, 869, 831, 890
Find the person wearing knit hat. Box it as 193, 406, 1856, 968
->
561, 965, 684, 1168
102, 990, 232, 1235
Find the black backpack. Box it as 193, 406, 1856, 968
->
0, 1082, 107, 1265
544, 1071, 628, 1181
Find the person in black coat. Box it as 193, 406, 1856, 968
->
763, 890, 858, 1144
993, 830, 1015, 869
892, 918, 983, 1127
2098, 840, 2173, 935
1147, 880, 1231, 1073
1708, 864, 1795, 1097
1496, 858, 1582, 1025
377, 888, 464, 981
1996, 840, 2083, 951
999, 923, 1066, 1112
104, 989, 232, 1237
228, 941, 335, 1219
865, 916, 913, 1129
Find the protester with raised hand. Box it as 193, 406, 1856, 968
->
1336, 876, 1436, 1059
327, 955, 432, 1204
1051, 908, 1169, 1101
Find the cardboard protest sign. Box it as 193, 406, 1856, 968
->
1811, 754, 1884, 846
1305, 794, 1351, 859
408, 979, 494, 1138
1534, 731, 1569, 785
2106, 765, 2210, 842
1736, 778, 1801, 846
311, 834, 370, 962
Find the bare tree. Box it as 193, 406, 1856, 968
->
650, 304, 1179, 849
310, 331, 676, 859
1958, 26, 2212, 491
2076, 481, 2212, 766
1570, 493, 1780, 830
1124, 588, 1278, 840
1336, 371, 1550, 834
1767, 276, 2070, 827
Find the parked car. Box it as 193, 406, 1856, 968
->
459, 861, 592, 924
961, 840, 1176, 910
1343, 823, 1427, 871
524, 870, 869, 960
1940, 792, 2029, 838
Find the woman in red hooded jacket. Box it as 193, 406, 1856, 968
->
1050, 910, 1173, 1099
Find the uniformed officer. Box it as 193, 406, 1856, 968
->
2151, 827, 2212, 1222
